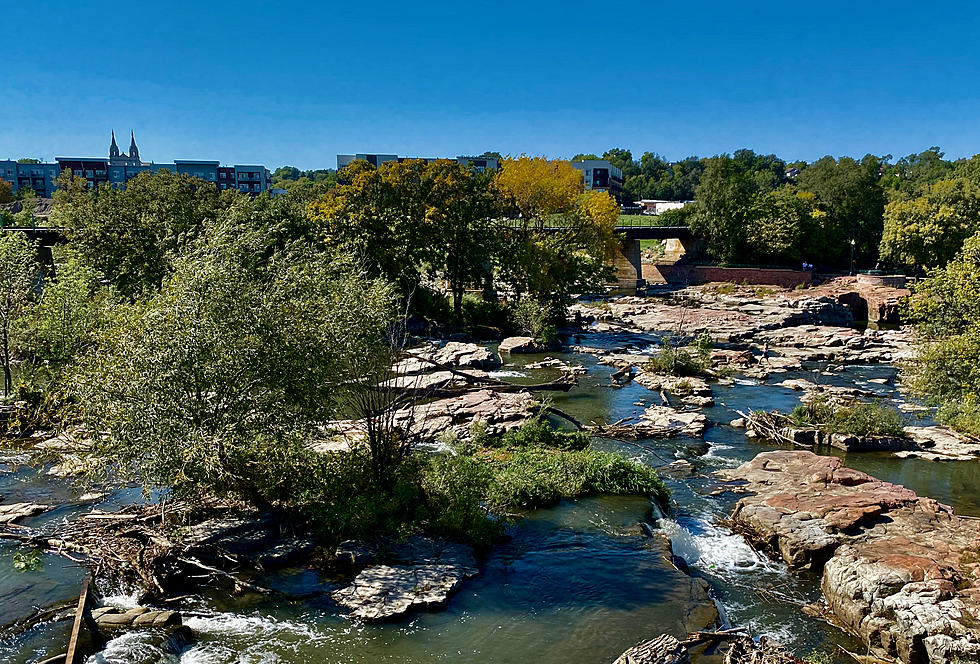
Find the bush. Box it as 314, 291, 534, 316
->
421, 452, 501, 547
486, 447, 667, 512
496, 417, 590, 451
937, 401, 980, 437
644, 333, 713, 377
512, 297, 559, 345
790, 397, 905, 437
460, 294, 511, 330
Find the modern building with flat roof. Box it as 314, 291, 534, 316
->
2, 133, 271, 197
570, 159, 624, 202
337, 153, 500, 172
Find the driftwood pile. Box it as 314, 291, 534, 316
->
0, 502, 295, 604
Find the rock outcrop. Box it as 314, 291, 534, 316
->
498, 336, 541, 353
0, 502, 47, 524
394, 342, 501, 374
641, 405, 707, 437
318, 389, 538, 449
720, 451, 980, 663
331, 537, 478, 622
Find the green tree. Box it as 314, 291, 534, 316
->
426, 163, 497, 317
796, 155, 885, 267
28, 254, 109, 367
68, 219, 397, 505
53, 170, 229, 298
15, 186, 36, 201
881, 147, 954, 195
904, 232, 980, 433
0, 232, 37, 396
689, 155, 763, 262
880, 179, 980, 270
748, 187, 826, 265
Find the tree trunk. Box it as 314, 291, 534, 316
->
452, 286, 463, 320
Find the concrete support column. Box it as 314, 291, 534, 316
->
612, 238, 644, 290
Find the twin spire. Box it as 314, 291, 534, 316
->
109, 130, 140, 163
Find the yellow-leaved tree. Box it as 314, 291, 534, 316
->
493, 156, 618, 316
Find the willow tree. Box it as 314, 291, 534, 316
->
68, 218, 397, 506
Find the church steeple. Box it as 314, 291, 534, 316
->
129, 131, 140, 161
109, 130, 120, 158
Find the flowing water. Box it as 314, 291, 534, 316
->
3, 333, 980, 663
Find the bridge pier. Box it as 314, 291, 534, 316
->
612, 238, 645, 290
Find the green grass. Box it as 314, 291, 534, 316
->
789, 397, 905, 437
422, 419, 668, 545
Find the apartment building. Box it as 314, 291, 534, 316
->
570, 159, 624, 202
336, 153, 500, 172
1, 133, 271, 197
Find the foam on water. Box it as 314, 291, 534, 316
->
100, 592, 141, 610
653, 507, 783, 581
701, 443, 741, 467
487, 370, 527, 378
184, 613, 326, 642
85, 630, 178, 664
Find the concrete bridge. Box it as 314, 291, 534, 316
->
3, 222, 697, 290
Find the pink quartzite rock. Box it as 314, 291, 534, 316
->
719, 451, 980, 664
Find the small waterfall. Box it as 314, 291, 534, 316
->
650, 503, 784, 581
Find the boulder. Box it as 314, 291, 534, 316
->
902, 426, 980, 461
0, 502, 47, 524
641, 405, 707, 438
331, 537, 478, 621
498, 336, 541, 354
393, 342, 501, 374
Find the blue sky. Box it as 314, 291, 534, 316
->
3, 1, 980, 169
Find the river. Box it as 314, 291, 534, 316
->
2, 331, 979, 664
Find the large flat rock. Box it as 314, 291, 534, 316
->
719, 451, 980, 663
331, 537, 478, 621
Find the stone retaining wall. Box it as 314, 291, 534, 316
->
856, 273, 907, 288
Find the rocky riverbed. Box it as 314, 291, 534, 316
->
4, 283, 980, 664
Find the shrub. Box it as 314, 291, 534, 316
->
486, 447, 667, 512
790, 397, 905, 437
496, 417, 590, 451
421, 452, 501, 547
937, 401, 980, 437
460, 294, 511, 329
644, 334, 713, 377
511, 297, 559, 345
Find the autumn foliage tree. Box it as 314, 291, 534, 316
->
494, 157, 618, 303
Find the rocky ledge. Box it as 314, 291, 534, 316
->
719, 451, 980, 664
331, 537, 478, 622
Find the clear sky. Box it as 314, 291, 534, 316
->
3, 1, 980, 170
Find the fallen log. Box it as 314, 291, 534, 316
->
680, 626, 748, 647
389, 376, 576, 398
